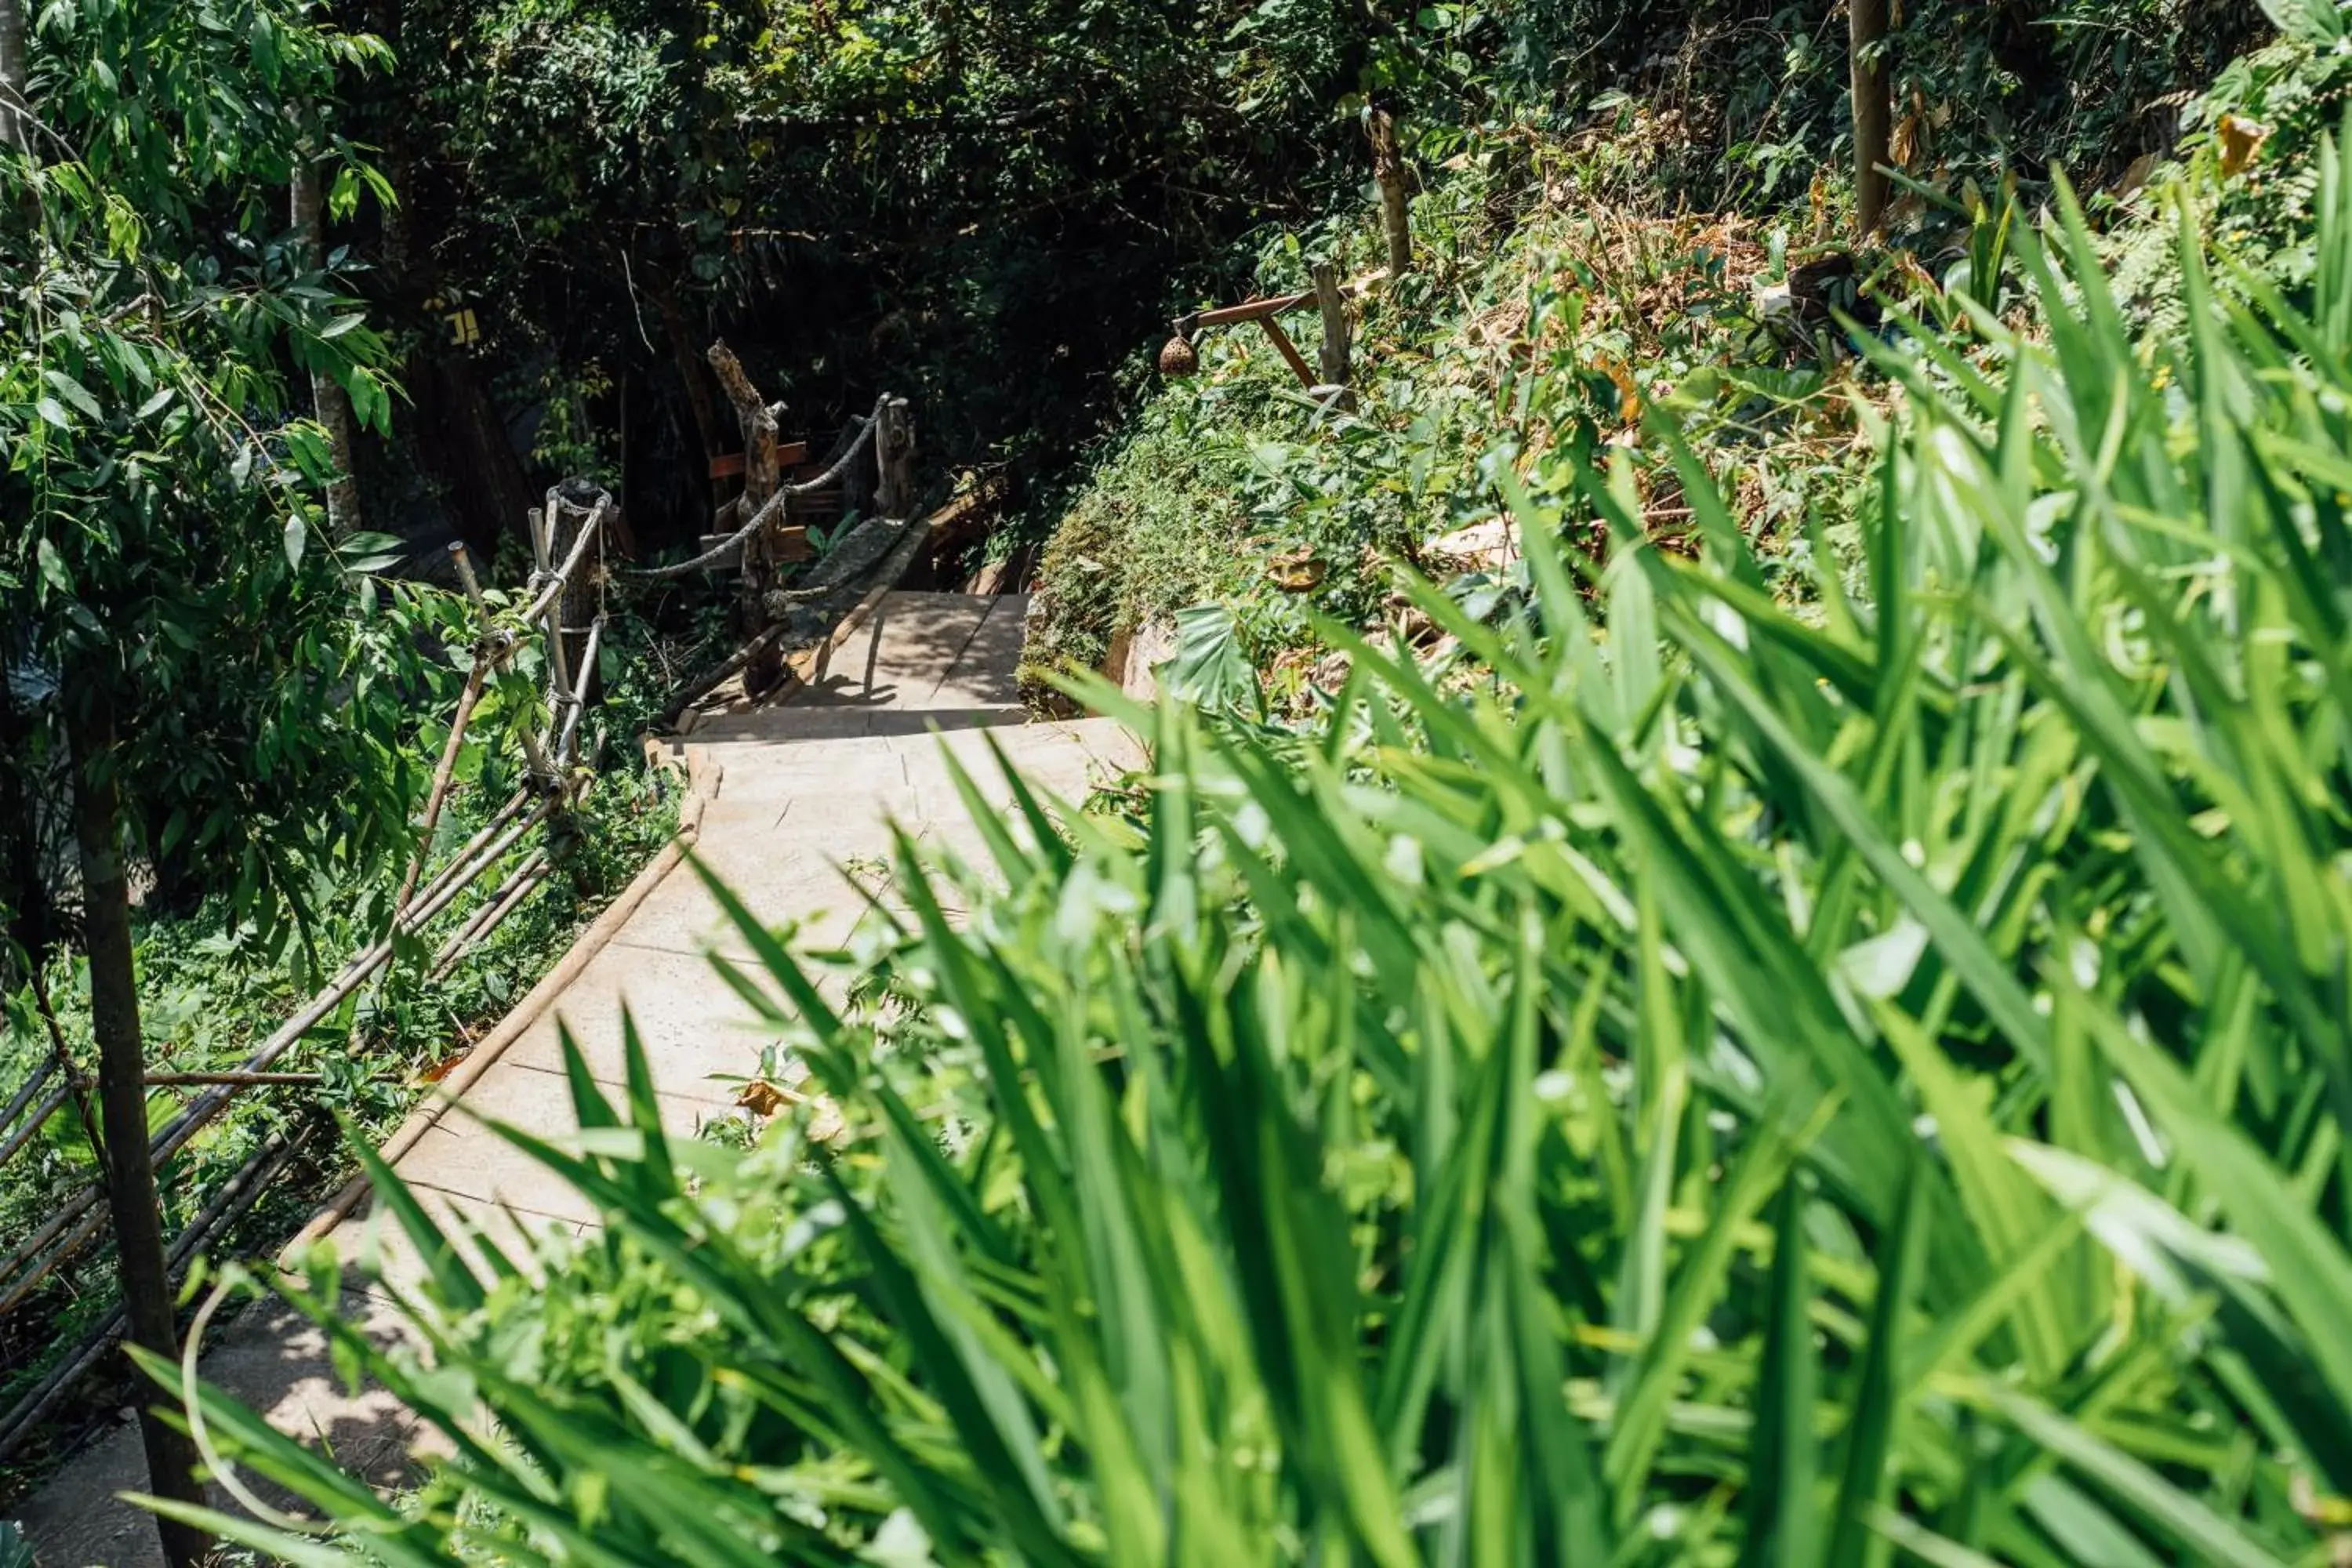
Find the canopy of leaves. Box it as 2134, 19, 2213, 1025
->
0, 0, 426, 949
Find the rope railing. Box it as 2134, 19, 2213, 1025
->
628, 394, 888, 579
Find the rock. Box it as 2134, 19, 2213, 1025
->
1116, 615, 1178, 702
1428, 517, 1516, 572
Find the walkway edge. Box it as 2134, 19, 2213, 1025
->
278, 754, 723, 1265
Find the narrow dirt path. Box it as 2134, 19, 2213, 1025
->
16, 590, 1137, 1566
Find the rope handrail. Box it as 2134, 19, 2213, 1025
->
629, 394, 888, 579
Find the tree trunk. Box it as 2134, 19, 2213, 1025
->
0, 0, 30, 156
1367, 107, 1412, 278
412, 350, 534, 559
1849, 0, 1892, 236
64, 685, 210, 1568
652, 281, 726, 475
292, 138, 364, 535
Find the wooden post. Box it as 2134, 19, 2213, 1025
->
708, 339, 782, 631
558, 495, 601, 720
875, 396, 914, 519
1849, 0, 1892, 235
1368, 107, 1412, 278
707, 342, 782, 511
1312, 262, 1352, 411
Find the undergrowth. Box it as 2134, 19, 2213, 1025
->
1022, 128, 1873, 709
1027, 27, 2352, 715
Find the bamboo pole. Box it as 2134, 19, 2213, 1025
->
0, 1061, 57, 1145
0, 1080, 68, 1167
539, 504, 575, 723
0, 797, 556, 1303
447, 539, 488, 611
555, 615, 606, 767
144, 1072, 322, 1087
281, 760, 717, 1261
521, 499, 604, 626
0, 1129, 304, 1461
395, 659, 489, 913
0, 1206, 104, 1323
427, 850, 550, 978
402, 789, 529, 921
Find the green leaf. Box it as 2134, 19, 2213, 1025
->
1984, 1388, 2290, 1567
2252, 0, 2344, 42
35, 536, 70, 597
283, 513, 307, 571
1825, 1155, 1927, 1568
45, 368, 102, 418
1739, 1179, 1820, 1568
1163, 602, 1263, 720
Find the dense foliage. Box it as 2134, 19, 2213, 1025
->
162, 107, 2352, 1562
335, 0, 2270, 563
0, 2, 688, 1526
350, 0, 1397, 550
0, 0, 2336, 1556
0, 0, 413, 949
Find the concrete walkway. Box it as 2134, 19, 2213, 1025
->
16, 591, 1136, 1566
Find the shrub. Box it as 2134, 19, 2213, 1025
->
149, 136, 2352, 1566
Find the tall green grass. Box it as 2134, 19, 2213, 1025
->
143, 143, 2352, 1565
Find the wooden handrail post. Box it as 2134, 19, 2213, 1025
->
875, 396, 915, 520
